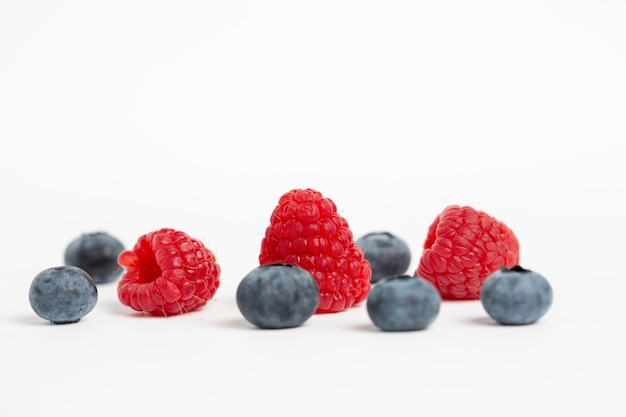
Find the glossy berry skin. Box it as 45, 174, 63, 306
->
480, 265, 553, 325
415, 205, 520, 300
29, 265, 98, 324
366, 275, 440, 332
236, 264, 320, 329
64, 232, 125, 284
259, 188, 371, 314
117, 228, 220, 316
356, 232, 411, 283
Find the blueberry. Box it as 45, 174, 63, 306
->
64, 232, 125, 284
356, 232, 411, 283
236, 264, 320, 329
480, 265, 553, 325
366, 275, 440, 331
29, 265, 98, 324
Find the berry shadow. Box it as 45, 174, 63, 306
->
218, 317, 256, 329
99, 298, 139, 317
216, 317, 323, 331
10, 314, 92, 326
352, 322, 437, 333
11, 314, 54, 326
466, 316, 500, 326
465, 316, 547, 327
99, 299, 186, 319
353, 323, 383, 333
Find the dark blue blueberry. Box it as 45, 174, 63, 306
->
366, 275, 440, 331
64, 232, 125, 284
480, 265, 553, 325
356, 232, 411, 283
29, 265, 98, 324
236, 264, 320, 329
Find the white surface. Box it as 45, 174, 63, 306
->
1, 1, 625, 416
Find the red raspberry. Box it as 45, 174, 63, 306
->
259, 188, 371, 314
415, 205, 520, 300
117, 228, 220, 316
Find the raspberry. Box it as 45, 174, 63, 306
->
259, 188, 371, 314
415, 205, 520, 300
117, 228, 220, 316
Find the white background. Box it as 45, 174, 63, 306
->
1, 1, 625, 416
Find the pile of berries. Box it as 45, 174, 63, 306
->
27, 187, 553, 331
